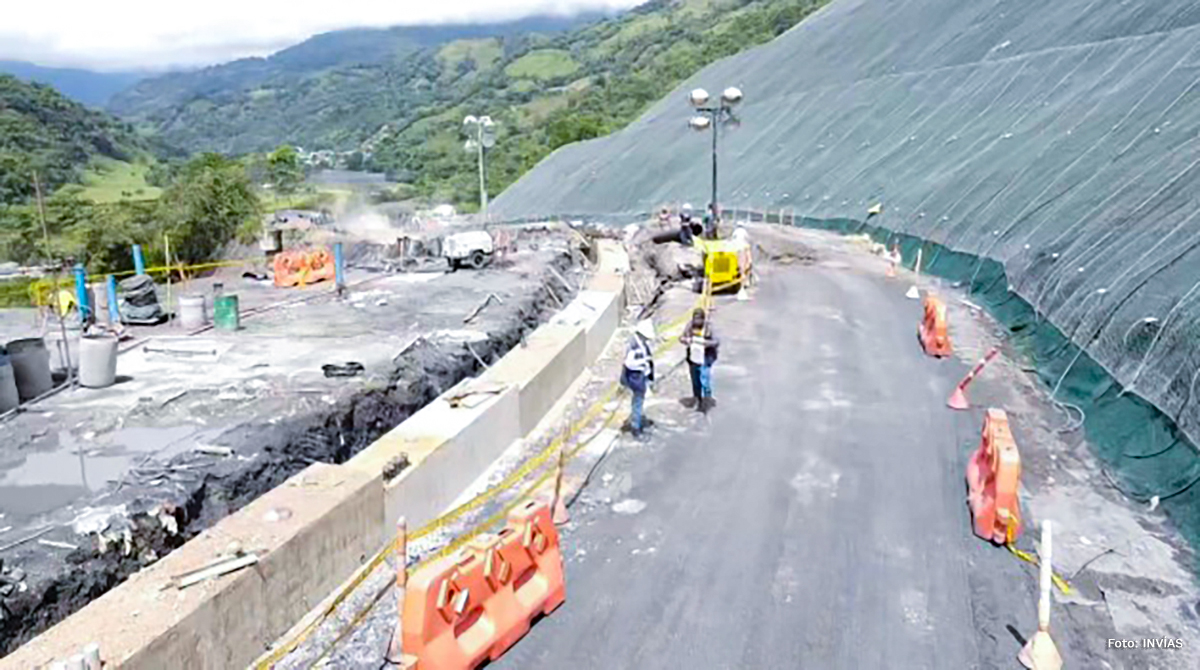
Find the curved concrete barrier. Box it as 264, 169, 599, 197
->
5, 237, 629, 670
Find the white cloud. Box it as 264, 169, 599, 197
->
1, 0, 646, 71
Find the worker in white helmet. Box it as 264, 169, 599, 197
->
621, 319, 657, 437
678, 203, 699, 246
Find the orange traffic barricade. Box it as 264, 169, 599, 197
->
401, 500, 565, 670
273, 247, 336, 288
966, 408, 1022, 544
918, 293, 952, 357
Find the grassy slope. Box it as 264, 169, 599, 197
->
70, 157, 162, 203
505, 49, 581, 79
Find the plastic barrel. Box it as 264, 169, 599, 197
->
79, 334, 118, 388
178, 294, 208, 329
213, 294, 240, 331
0, 351, 20, 412
6, 338, 53, 401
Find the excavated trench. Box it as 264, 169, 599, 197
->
0, 248, 581, 657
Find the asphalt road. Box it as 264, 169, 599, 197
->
493, 260, 1038, 669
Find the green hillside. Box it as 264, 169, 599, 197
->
0, 76, 262, 280
107, 15, 606, 154
0, 74, 156, 203
111, 0, 828, 207
372, 0, 829, 206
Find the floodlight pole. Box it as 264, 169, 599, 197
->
463, 116, 495, 221
475, 126, 487, 219
711, 115, 718, 225
689, 87, 742, 238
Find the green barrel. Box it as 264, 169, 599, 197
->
213, 294, 240, 331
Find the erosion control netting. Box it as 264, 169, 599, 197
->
492, 0, 1200, 557
789, 216, 1200, 569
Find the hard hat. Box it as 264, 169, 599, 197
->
635, 319, 656, 340
681, 203, 693, 215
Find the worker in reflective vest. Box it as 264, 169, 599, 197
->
680, 308, 719, 412
621, 319, 656, 437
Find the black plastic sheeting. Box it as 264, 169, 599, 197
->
493, 0, 1200, 452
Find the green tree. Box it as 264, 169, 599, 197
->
266, 145, 305, 194
158, 153, 260, 264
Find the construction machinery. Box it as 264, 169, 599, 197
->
695, 237, 751, 292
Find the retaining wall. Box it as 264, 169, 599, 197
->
4, 241, 629, 669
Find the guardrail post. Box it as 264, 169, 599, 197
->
132, 244, 146, 275
334, 242, 346, 296
386, 517, 409, 666
73, 264, 91, 323
105, 275, 120, 325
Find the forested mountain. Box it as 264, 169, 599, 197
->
0, 74, 157, 203
107, 13, 610, 154
372, 0, 828, 206
0, 61, 146, 108
108, 0, 826, 208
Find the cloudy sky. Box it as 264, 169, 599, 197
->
2, 0, 646, 71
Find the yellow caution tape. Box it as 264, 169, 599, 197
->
1005, 513, 1071, 595
259, 291, 713, 667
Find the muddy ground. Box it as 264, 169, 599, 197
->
0, 227, 587, 657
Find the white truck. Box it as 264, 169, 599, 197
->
442, 230, 495, 270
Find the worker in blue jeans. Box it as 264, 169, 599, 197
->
621, 319, 656, 437
681, 308, 719, 412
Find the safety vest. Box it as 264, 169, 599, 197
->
624, 334, 653, 373
685, 327, 711, 365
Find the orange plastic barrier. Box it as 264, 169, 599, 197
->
273, 247, 336, 288
918, 293, 952, 357
966, 408, 1022, 544
402, 500, 566, 669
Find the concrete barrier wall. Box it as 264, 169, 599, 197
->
4, 463, 382, 670
481, 324, 586, 435
344, 385, 521, 544
7, 242, 630, 669
551, 290, 621, 370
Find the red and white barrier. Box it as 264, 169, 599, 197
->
947, 345, 1001, 410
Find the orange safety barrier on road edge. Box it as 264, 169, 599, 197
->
273, 247, 336, 288
918, 293, 952, 357
401, 499, 566, 669
966, 408, 1022, 544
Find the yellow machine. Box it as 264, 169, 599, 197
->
695, 238, 752, 291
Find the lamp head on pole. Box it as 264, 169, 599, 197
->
688, 115, 712, 131
689, 88, 710, 108
721, 87, 744, 106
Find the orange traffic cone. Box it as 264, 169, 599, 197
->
947, 386, 969, 410
947, 346, 1001, 410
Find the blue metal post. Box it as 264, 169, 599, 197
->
73, 264, 91, 322
132, 244, 146, 275
333, 242, 346, 292
106, 275, 120, 324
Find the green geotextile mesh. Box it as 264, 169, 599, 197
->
804, 215, 1200, 565
490, 0, 1200, 563
493, 0, 1200, 462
